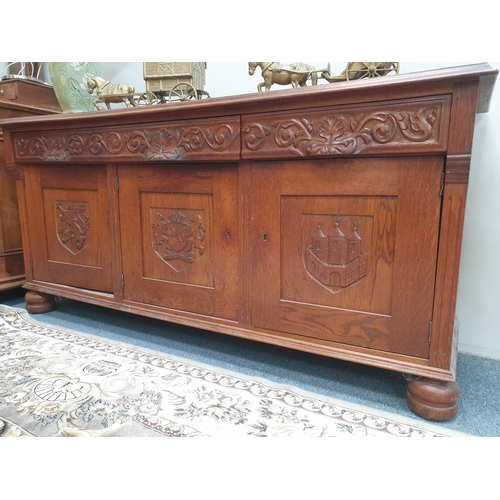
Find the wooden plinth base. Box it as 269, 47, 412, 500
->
25, 291, 56, 314
407, 378, 460, 422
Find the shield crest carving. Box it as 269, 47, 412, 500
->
151, 209, 205, 273
55, 201, 90, 255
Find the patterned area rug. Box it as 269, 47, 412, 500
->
0, 304, 468, 437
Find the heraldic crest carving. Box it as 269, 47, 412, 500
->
55, 201, 90, 255
151, 210, 205, 273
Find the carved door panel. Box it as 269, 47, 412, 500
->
119, 164, 239, 320
23, 165, 113, 292
252, 156, 443, 358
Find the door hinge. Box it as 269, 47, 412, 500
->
116, 175, 120, 192
30, 258, 34, 272
439, 172, 445, 197
428, 321, 433, 344
121, 274, 125, 290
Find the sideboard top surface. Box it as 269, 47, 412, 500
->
0, 63, 497, 133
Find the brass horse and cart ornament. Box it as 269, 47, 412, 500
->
248, 62, 400, 91
88, 62, 210, 111
142, 62, 210, 102
88, 62, 400, 110
87, 77, 161, 110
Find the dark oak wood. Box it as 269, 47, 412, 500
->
1, 63, 496, 422
0, 78, 60, 291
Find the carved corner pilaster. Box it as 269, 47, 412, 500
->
445, 154, 471, 184
6, 162, 22, 180
2, 129, 22, 179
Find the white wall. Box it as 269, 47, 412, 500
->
2, 61, 500, 359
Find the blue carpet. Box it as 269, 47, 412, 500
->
1, 288, 499, 436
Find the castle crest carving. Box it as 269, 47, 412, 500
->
304, 216, 367, 294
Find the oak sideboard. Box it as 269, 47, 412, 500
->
1, 63, 497, 422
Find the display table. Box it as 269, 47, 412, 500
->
1, 63, 497, 421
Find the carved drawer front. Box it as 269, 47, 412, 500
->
242, 96, 450, 159
23, 164, 113, 293
252, 156, 443, 358
119, 164, 239, 320
13, 116, 240, 163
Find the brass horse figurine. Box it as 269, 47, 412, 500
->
248, 62, 318, 92
87, 76, 136, 110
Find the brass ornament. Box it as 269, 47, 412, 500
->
249, 62, 400, 91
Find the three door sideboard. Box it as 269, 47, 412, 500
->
1, 63, 497, 421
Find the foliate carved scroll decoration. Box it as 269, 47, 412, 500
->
151, 210, 205, 273
15, 135, 84, 162
243, 98, 448, 158
14, 119, 239, 162
55, 201, 90, 255
304, 216, 368, 295
125, 124, 236, 160
88, 132, 126, 155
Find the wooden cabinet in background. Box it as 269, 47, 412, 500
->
0, 78, 60, 291
1, 63, 497, 421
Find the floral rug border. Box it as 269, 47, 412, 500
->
0, 305, 469, 437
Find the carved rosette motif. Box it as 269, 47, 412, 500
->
55, 201, 90, 255
151, 210, 205, 273
14, 121, 238, 162
243, 101, 445, 157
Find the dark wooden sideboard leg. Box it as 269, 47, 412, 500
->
406, 377, 460, 422
25, 291, 56, 314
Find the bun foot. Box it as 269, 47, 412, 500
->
407, 378, 460, 422
25, 291, 56, 314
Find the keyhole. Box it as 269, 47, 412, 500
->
262, 233, 267, 241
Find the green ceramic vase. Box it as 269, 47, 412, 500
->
48, 62, 101, 113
